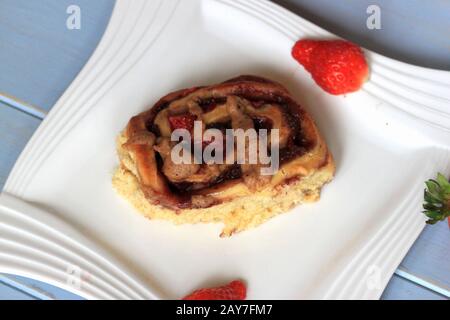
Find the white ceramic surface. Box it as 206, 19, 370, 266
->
1, 0, 450, 299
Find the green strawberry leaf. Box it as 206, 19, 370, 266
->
423, 173, 450, 225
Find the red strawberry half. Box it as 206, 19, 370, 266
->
292, 39, 369, 95
182, 280, 246, 300
168, 113, 197, 131
291, 39, 321, 72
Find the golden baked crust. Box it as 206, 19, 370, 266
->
112, 76, 335, 236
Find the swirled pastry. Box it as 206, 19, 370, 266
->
113, 76, 334, 236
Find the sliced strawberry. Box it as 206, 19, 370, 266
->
291, 39, 321, 72
182, 280, 246, 300
168, 114, 197, 131
292, 39, 369, 95
310, 40, 368, 95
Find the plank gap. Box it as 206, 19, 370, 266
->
0, 275, 52, 300
395, 267, 450, 298
0, 93, 47, 120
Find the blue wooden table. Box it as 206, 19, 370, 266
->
0, 0, 449, 299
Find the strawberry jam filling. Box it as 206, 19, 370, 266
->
124, 76, 318, 210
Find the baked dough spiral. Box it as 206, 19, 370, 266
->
113, 76, 334, 236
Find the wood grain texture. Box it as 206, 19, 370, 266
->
0, 275, 82, 300
275, 0, 450, 297
0, 103, 40, 190
400, 223, 450, 291
0, 106, 82, 299
0, 0, 115, 110
381, 275, 446, 300
0, 103, 447, 299
272, 0, 450, 70
0, 282, 35, 300
0, 0, 449, 299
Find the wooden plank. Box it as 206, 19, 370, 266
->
0, 0, 449, 299
0, 104, 84, 299
399, 223, 450, 292
0, 102, 443, 300
0, 104, 46, 299
1, 273, 446, 300
0, 0, 115, 110
0, 103, 41, 190
273, 0, 450, 70
273, 0, 450, 300
0, 273, 447, 300
275, 0, 450, 298
381, 275, 447, 300
0, 93, 47, 120
0, 281, 35, 300
0, 275, 49, 300
2, 275, 82, 300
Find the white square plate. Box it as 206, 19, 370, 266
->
1, 0, 450, 299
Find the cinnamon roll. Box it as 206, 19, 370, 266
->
113, 76, 334, 236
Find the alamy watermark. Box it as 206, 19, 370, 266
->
66, 5, 81, 30
366, 4, 381, 30
171, 121, 280, 175
66, 264, 90, 290
365, 265, 382, 290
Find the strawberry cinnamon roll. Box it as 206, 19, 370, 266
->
113, 76, 334, 236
